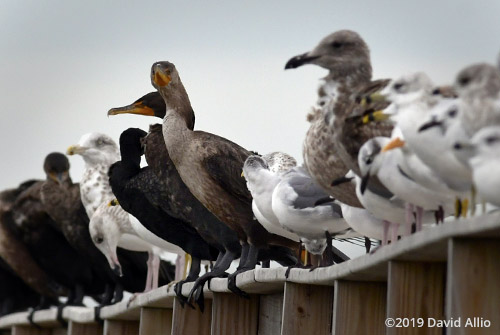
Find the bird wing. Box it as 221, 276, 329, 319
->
198, 131, 253, 204
284, 169, 342, 216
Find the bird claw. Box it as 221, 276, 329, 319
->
227, 272, 249, 299
56, 305, 68, 328
174, 282, 189, 308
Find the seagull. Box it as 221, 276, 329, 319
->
67, 133, 168, 295
454, 63, 500, 136
88, 202, 174, 295
271, 166, 352, 265
242, 154, 300, 242
66, 133, 119, 218
454, 126, 500, 207
356, 138, 440, 238
285, 30, 392, 207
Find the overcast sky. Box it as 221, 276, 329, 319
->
1, 0, 499, 190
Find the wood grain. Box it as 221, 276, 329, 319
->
333, 280, 386, 335
211, 293, 259, 335
387, 261, 446, 335
258, 293, 283, 335
446, 238, 500, 335
171, 297, 211, 335
281, 282, 334, 335
103, 320, 139, 335
67, 321, 103, 335
139, 308, 172, 335
11, 326, 51, 335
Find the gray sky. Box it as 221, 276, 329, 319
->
1, 0, 499, 190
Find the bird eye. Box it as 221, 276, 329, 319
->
95, 236, 104, 244
486, 136, 499, 144
459, 76, 470, 86
447, 108, 458, 118
393, 82, 404, 91
365, 157, 373, 165
431, 88, 441, 95
331, 41, 342, 49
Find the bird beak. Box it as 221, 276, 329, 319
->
66, 144, 85, 155
241, 171, 245, 178
48, 172, 64, 185
108, 199, 119, 207
382, 137, 405, 152
360, 172, 370, 195
453, 141, 475, 151
152, 65, 172, 87
418, 118, 443, 133
362, 110, 390, 124
331, 176, 354, 186
108, 102, 155, 117
284, 52, 320, 69
359, 92, 388, 106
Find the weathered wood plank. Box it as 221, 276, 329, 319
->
11, 326, 51, 335
171, 298, 211, 335
446, 238, 500, 335
258, 293, 283, 335
281, 282, 334, 335
139, 308, 172, 335
67, 321, 103, 335
386, 261, 445, 335
211, 293, 259, 335
103, 320, 139, 335
332, 280, 386, 335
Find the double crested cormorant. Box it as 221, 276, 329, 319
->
0, 258, 40, 316
0, 181, 64, 302
108, 93, 296, 304
150, 61, 298, 295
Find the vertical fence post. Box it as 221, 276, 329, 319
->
281, 282, 334, 335
258, 293, 284, 335
332, 280, 386, 335
103, 320, 139, 335
171, 298, 211, 335
139, 307, 172, 335
386, 261, 446, 335
211, 293, 259, 335
446, 238, 500, 335
67, 321, 103, 335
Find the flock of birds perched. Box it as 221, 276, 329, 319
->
1, 29, 500, 322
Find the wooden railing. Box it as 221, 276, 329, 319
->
1, 212, 500, 335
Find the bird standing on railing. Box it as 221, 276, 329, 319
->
151, 61, 299, 297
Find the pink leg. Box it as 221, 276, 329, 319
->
144, 251, 153, 292
405, 203, 414, 235
391, 222, 399, 244
416, 206, 424, 232
151, 253, 160, 290
382, 220, 390, 245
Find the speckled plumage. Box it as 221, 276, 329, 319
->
287, 30, 393, 207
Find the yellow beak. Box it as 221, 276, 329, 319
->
382, 137, 406, 152
362, 110, 390, 124
66, 145, 85, 155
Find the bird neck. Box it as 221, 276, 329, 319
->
326, 62, 372, 88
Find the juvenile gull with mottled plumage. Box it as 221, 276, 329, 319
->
285, 30, 392, 207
